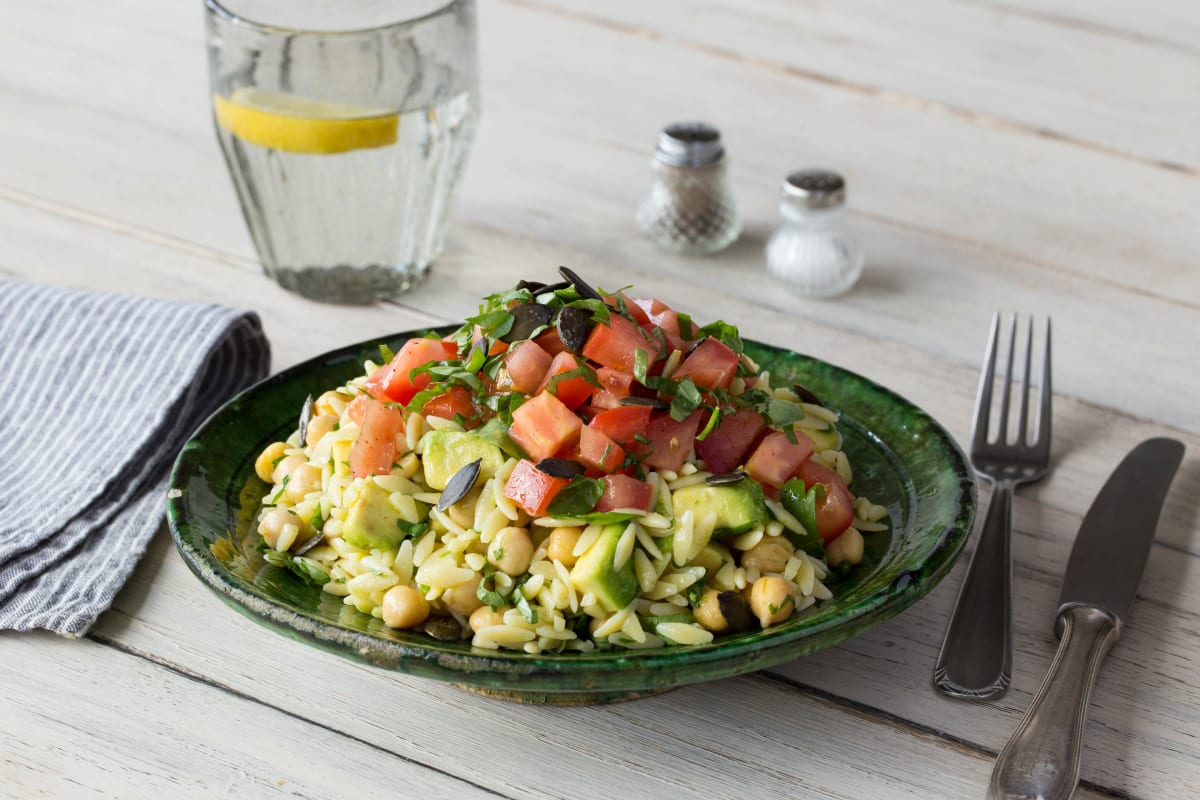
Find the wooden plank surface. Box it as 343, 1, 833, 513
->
535, 0, 1200, 170
2, 0, 1198, 798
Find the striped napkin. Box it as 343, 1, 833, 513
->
0, 280, 270, 637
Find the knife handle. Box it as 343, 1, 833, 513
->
933, 479, 1014, 699
988, 605, 1121, 800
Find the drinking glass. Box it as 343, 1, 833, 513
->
205, 0, 480, 304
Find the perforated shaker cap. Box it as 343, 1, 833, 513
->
783, 169, 846, 209
654, 122, 725, 167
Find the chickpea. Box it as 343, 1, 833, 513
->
305, 414, 338, 448
254, 442, 288, 483
694, 588, 754, 634
441, 575, 483, 616
469, 605, 507, 632
691, 543, 733, 577
446, 486, 482, 530
825, 528, 864, 567
286, 463, 322, 503
381, 586, 431, 629
258, 507, 303, 551
488, 527, 533, 576
271, 453, 306, 484
748, 576, 797, 628
314, 390, 349, 417
741, 538, 793, 574
545, 527, 582, 566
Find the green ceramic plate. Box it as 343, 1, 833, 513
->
167, 329, 975, 704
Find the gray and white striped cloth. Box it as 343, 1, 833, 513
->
0, 280, 270, 636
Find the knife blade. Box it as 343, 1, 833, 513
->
1057, 437, 1185, 624
990, 437, 1184, 800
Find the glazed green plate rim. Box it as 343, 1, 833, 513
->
167, 328, 976, 694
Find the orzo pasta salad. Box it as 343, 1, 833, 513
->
252, 270, 888, 653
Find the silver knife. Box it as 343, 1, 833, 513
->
989, 437, 1184, 800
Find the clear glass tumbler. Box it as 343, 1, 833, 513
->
205, 0, 480, 304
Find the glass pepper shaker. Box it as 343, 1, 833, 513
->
636, 122, 741, 255
766, 169, 864, 298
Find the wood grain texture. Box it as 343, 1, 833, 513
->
535, 0, 1200, 170
0, 633, 502, 800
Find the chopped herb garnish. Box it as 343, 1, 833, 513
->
378, 343, 396, 364
633, 348, 649, 384
695, 406, 721, 441
768, 594, 796, 615
513, 587, 539, 624
476, 566, 509, 608
397, 519, 431, 541
668, 378, 702, 422
546, 476, 605, 516
696, 320, 744, 355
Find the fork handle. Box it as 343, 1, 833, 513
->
933, 478, 1013, 699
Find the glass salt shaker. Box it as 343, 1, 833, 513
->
636, 122, 741, 255
766, 169, 864, 297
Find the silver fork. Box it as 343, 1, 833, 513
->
933, 313, 1052, 700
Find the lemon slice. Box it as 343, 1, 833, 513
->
212, 88, 399, 155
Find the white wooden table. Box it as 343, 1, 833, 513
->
3, 2, 1198, 798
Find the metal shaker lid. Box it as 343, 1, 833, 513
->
783, 169, 846, 209
654, 122, 725, 167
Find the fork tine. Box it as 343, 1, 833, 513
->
971, 312, 1001, 452
1035, 317, 1052, 452
1016, 316, 1034, 444
994, 313, 1018, 444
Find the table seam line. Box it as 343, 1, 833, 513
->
86, 630, 519, 800
499, 0, 1198, 177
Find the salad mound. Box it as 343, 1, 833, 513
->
252, 270, 889, 652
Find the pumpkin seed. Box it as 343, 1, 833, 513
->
556, 305, 595, 352
706, 470, 747, 486
297, 394, 313, 447
438, 458, 482, 511
501, 303, 554, 343
535, 458, 586, 479
558, 266, 603, 301
619, 397, 670, 412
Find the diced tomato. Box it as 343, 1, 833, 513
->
534, 329, 568, 357
605, 293, 650, 326
672, 337, 739, 390
631, 298, 682, 338
594, 474, 653, 512
349, 398, 406, 478
590, 368, 634, 409
421, 386, 479, 427
696, 408, 765, 473
503, 459, 570, 517
795, 459, 857, 542
578, 426, 626, 473
582, 313, 663, 375
745, 430, 816, 489
508, 392, 583, 462
633, 410, 705, 472
537, 352, 593, 410
345, 394, 372, 427
504, 340, 553, 395
363, 338, 458, 404
588, 405, 651, 446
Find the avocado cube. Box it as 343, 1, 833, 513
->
671, 480, 768, 538
570, 524, 638, 613
421, 430, 507, 491
343, 480, 406, 550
